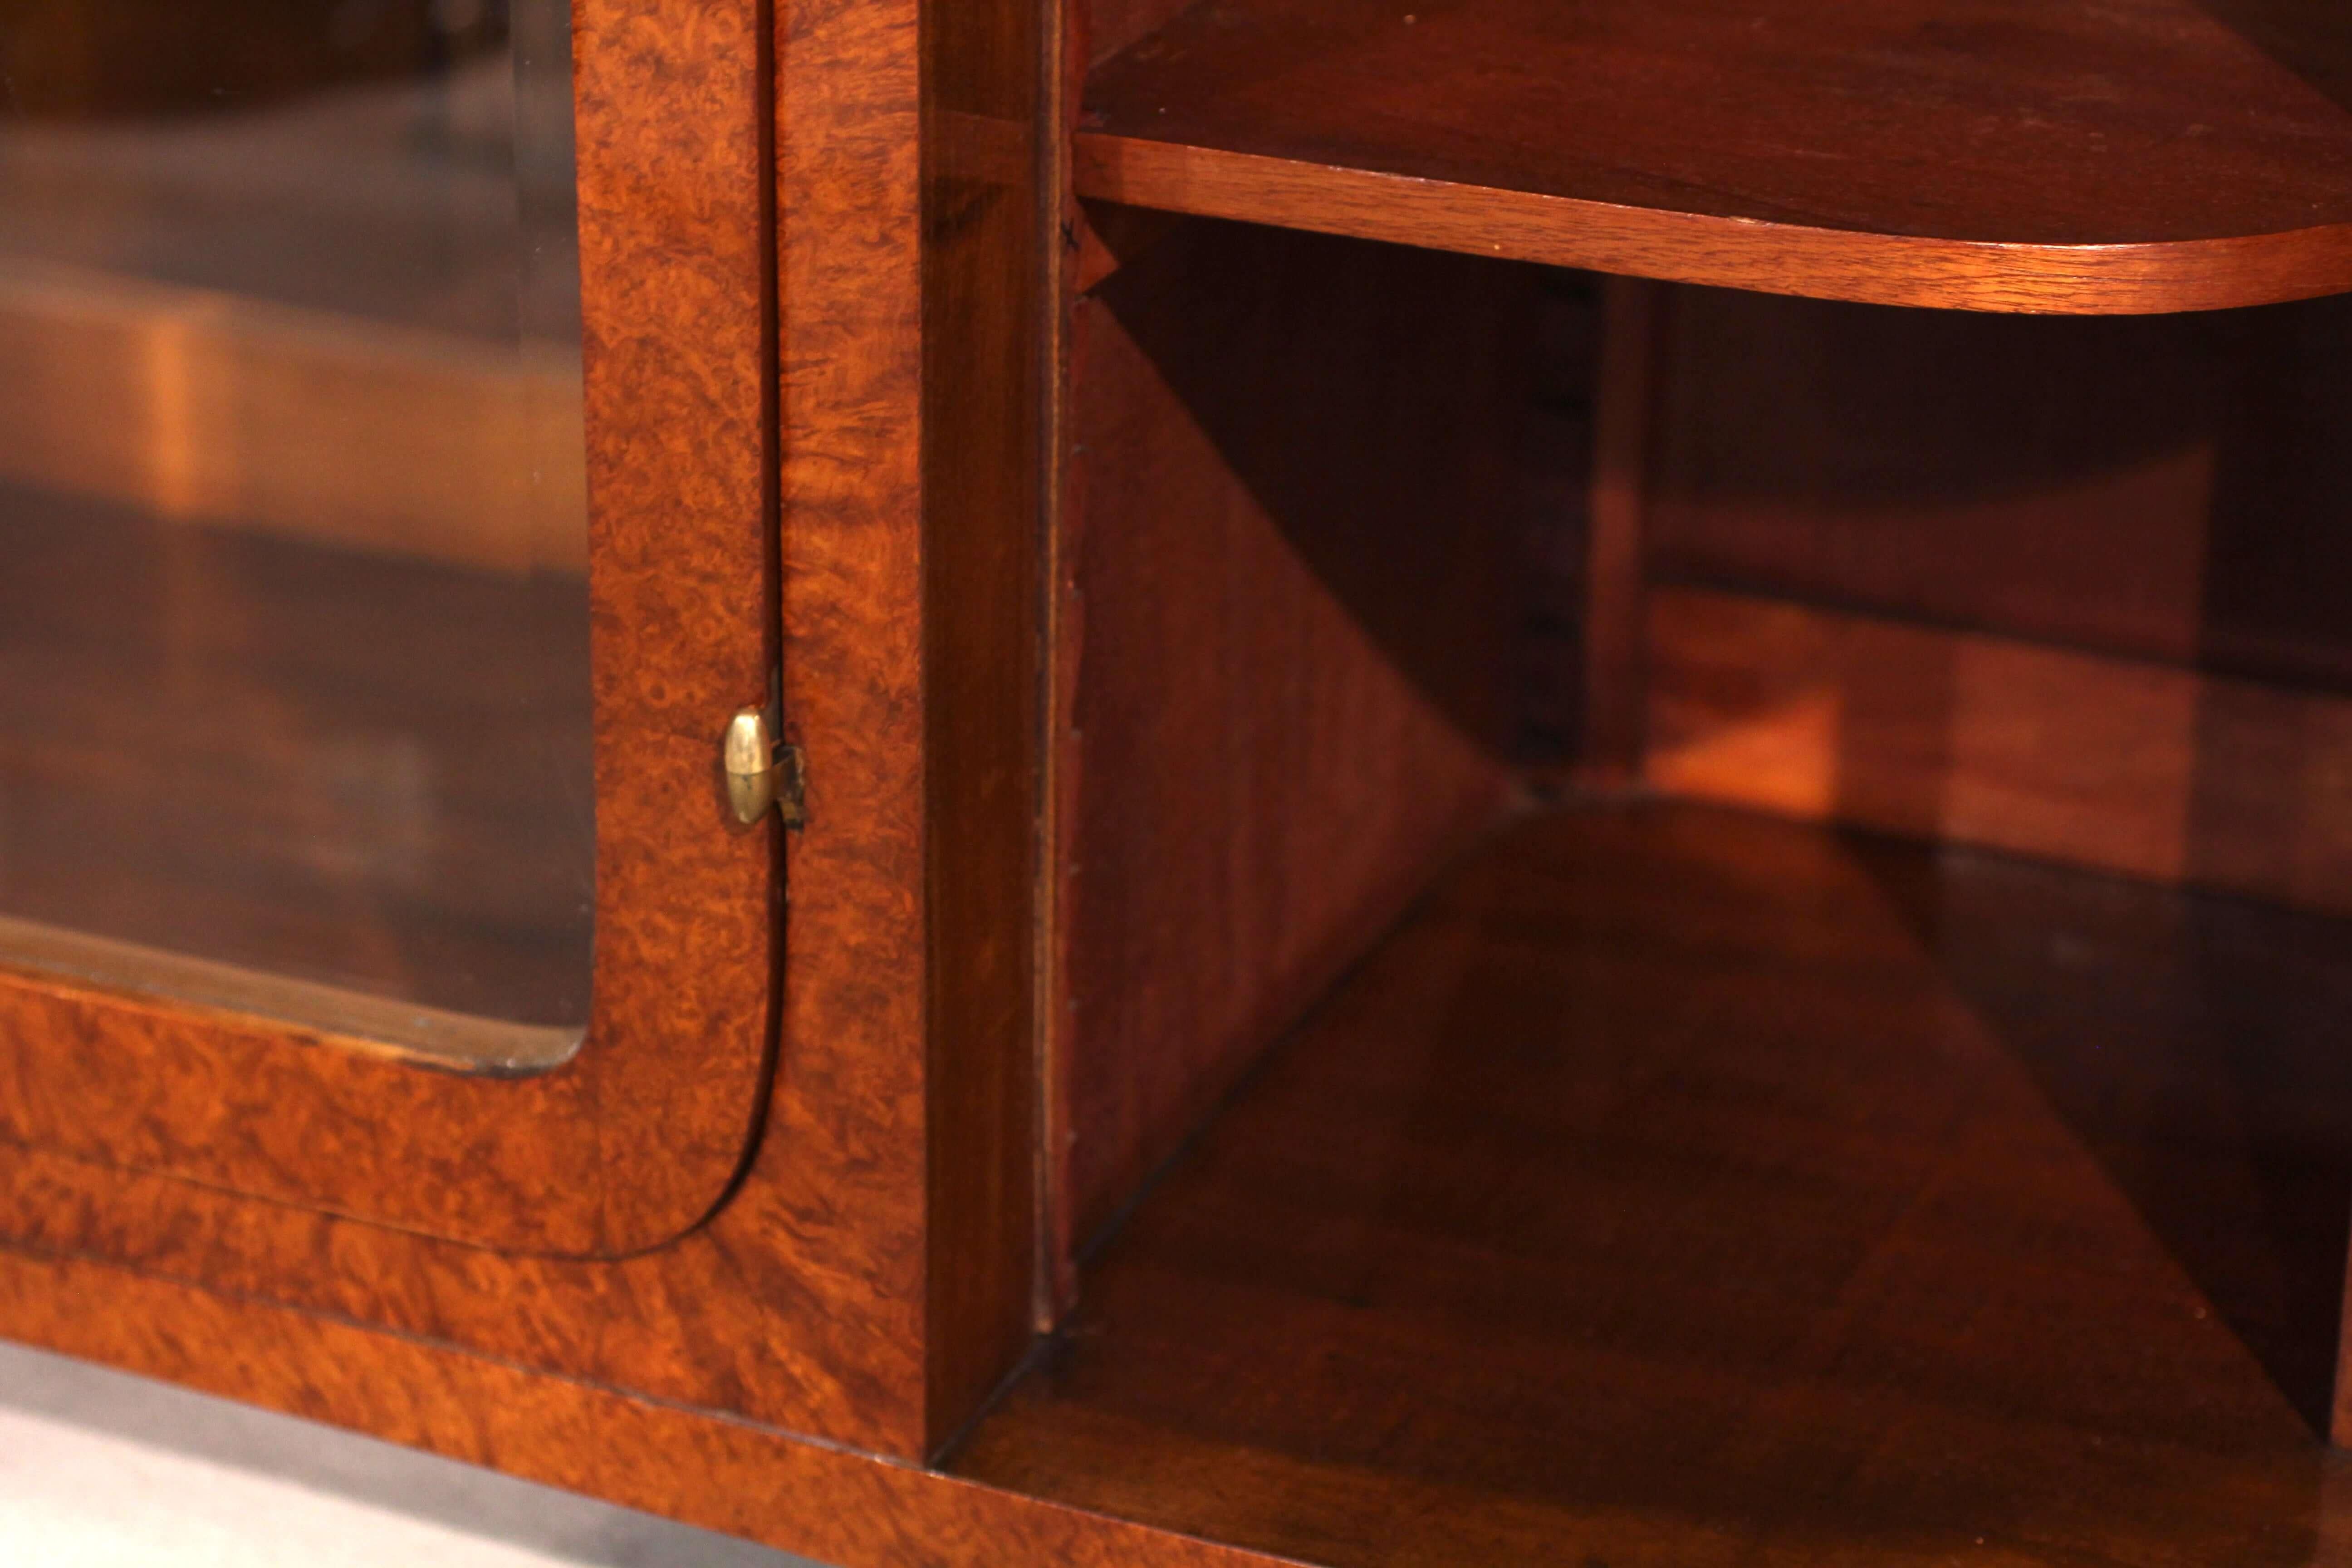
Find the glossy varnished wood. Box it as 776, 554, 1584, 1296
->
0, 1240, 1281, 1568
1076, 0, 2352, 314
0, 0, 1024, 1469
1648, 586, 2352, 920
923, 0, 1051, 1449
1050, 221, 1554, 1255
0, 0, 776, 1257
1636, 285, 2352, 916
1575, 275, 1660, 784
968, 802, 2352, 1564
1644, 285, 2352, 688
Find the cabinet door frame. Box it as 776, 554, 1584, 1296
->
0, 0, 778, 1259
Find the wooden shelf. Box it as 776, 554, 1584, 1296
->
958, 802, 2352, 1565
1075, 0, 2352, 314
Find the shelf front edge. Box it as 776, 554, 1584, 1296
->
1073, 134, 2352, 316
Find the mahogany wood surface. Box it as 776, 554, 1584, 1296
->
922, 0, 1051, 1447
1081, 0, 1197, 70
1648, 586, 2352, 921
0, 0, 777, 1258
1646, 284, 2352, 688
1075, 0, 2352, 314
967, 801, 2352, 1564
1051, 220, 1565, 1256
1635, 283, 2352, 918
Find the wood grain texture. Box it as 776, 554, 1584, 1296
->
969, 802, 2352, 1564
1052, 220, 1539, 1255
1645, 285, 2352, 682
0, 0, 777, 1258
0, 1240, 1290, 1568
0, 0, 985, 1469
1075, 0, 2352, 314
1647, 586, 2352, 921
922, 0, 1049, 1452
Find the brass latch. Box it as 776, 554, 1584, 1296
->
723, 706, 805, 828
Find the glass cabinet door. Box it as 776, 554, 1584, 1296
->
0, 0, 775, 1255
0, 0, 592, 1064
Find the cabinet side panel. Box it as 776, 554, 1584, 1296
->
921, 0, 1048, 1452
1054, 223, 1563, 1253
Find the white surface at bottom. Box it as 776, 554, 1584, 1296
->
0, 1339, 820, 1568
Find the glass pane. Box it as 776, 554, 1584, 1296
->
0, 0, 591, 1063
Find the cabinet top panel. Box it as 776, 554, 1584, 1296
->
1077, 0, 2352, 313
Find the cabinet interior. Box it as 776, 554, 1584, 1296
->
970, 178, 2352, 1558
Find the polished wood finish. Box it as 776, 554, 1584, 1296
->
967, 802, 2352, 1564
923, 0, 1050, 1446
15, 0, 2352, 1558
1080, 0, 1196, 69
0, 1242, 1278, 1568
0, 0, 776, 1258
1050, 221, 1560, 1254
1075, 0, 2352, 314
1636, 284, 2352, 917
0, 0, 1014, 1470
1648, 586, 2352, 918
1646, 286, 2352, 678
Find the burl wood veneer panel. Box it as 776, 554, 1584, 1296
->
1052, 222, 1588, 1261
0, 0, 988, 1465
0, 0, 777, 1259
0, 1240, 1289, 1568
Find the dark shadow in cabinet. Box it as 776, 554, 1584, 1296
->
1054, 222, 1595, 1257
2192, 0, 2352, 113
1086, 220, 1590, 764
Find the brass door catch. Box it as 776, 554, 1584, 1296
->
723, 706, 805, 828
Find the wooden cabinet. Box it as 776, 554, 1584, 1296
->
7, 1, 2352, 1564
0, 0, 779, 1257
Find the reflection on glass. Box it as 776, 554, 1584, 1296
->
0, 0, 592, 1063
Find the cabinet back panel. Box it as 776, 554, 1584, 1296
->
1051, 223, 1588, 1264
1649, 287, 2352, 684
1642, 287, 2352, 915
1083, 0, 1200, 67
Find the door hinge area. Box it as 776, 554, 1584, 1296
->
723, 705, 806, 829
